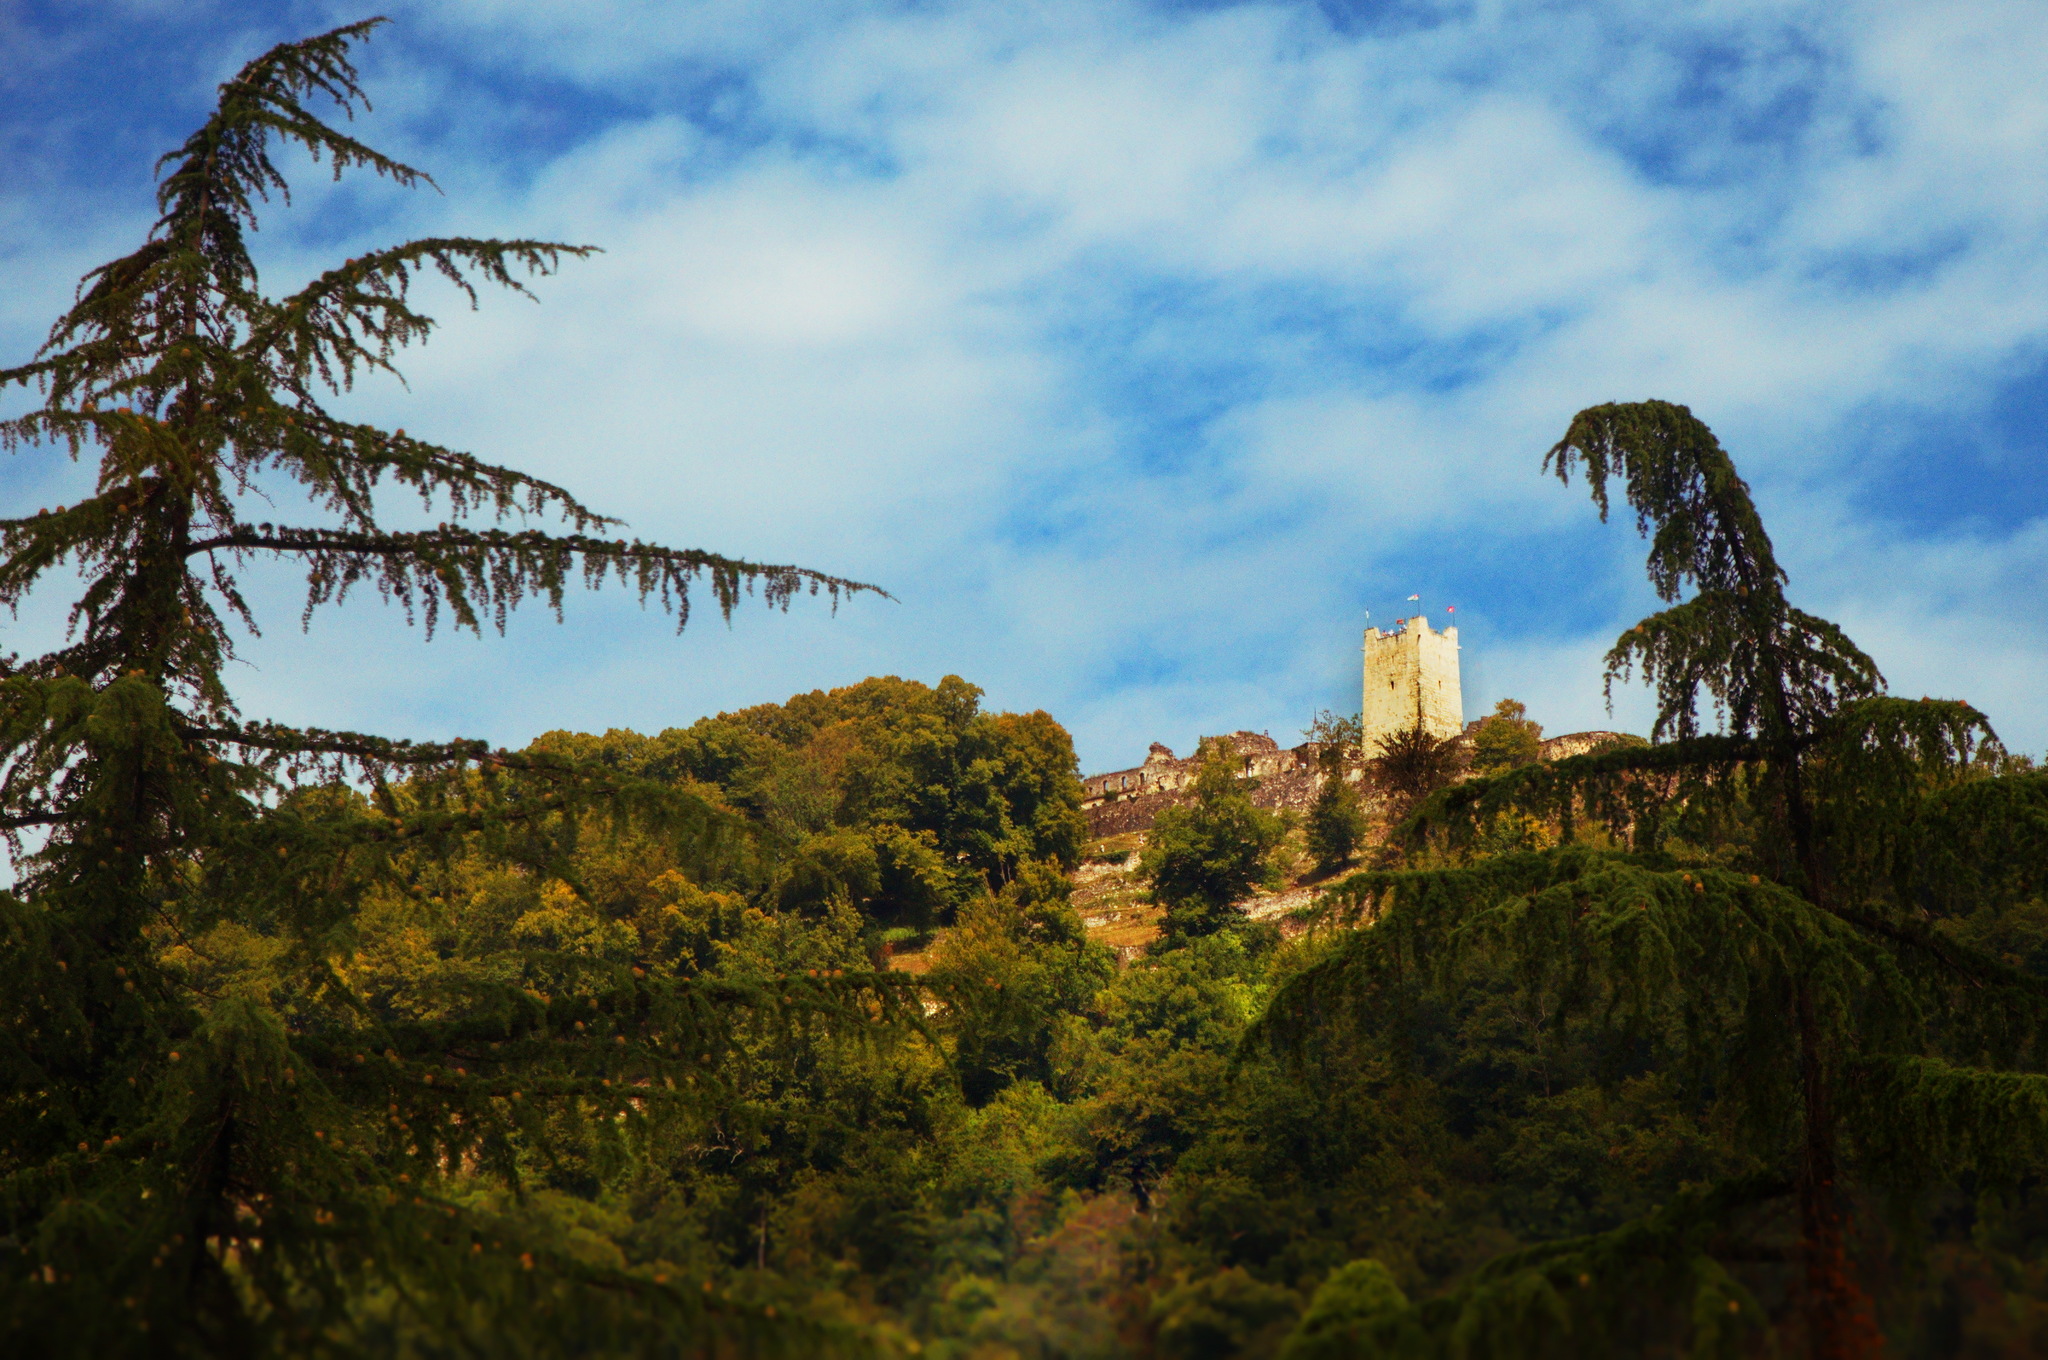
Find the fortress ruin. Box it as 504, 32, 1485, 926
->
1078, 612, 1630, 837
1080, 730, 1343, 837
1362, 613, 1462, 748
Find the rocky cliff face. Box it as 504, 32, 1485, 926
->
1537, 730, 1636, 760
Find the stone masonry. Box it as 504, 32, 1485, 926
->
1079, 726, 1636, 839
1078, 617, 1638, 839
1079, 731, 1360, 838
1362, 613, 1463, 749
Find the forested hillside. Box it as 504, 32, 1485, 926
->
6, 23, 2048, 1360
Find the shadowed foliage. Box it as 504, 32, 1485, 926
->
1259, 401, 2047, 1360
0, 21, 892, 1357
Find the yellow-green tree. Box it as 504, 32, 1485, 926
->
1470, 698, 1542, 772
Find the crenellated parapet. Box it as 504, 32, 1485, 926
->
1362, 614, 1462, 749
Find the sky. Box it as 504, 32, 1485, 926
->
2, 0, 2045, 773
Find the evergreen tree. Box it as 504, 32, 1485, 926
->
1140, 741, 1286, 941
0, 23, 893, 1356
1368, 722, 1462, 818
1262, 401, 2048, 1359
1305, 753, 1366, 876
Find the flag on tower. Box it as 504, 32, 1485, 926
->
1407, 594, 1420, 601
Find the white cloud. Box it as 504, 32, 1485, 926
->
6, 0, 2048, 771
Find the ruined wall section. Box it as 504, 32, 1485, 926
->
1081, 726, 1637, 839
1539, 731, 1634, 761
1361, 615, 1462, 750
1081, 731, 1361, 838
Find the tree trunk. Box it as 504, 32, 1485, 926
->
1795, 985, 1880, 1359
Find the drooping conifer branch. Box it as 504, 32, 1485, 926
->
0, 15, 882, 726
1399, 733, 1763, 852
1547, 400, 1882, 747
1255, 401, 2048, 1359
1847, 1055, 2048, 1188
1291, 1174, 1792, 1360
0, 22, 901, 1352
184, 524, 879, 636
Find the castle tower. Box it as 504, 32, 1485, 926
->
1362, 614, 1462, 750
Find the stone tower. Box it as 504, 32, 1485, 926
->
1362, 613, 1462, 750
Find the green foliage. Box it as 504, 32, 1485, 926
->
1141, 742, 1287, 940
1060, 934, 1266, 1211
1301, 710, 1362, 752
1909, 769, 2048, 921
0, 23, 890, 1357
1371, 723, 1464, 816
1470, 698, 1543, 773
1251, 400, 2048, 1359
926, 862, 1115, 1105
1279, 1259, 1409, 1360
640, 674, 1088, 882
1149, 1267, 1300, 1360
1547, 400, 1881, 748
1305, 774, 1366, 875
9, 73, 2048, 1356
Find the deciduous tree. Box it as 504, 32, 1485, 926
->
1470, 698, 1542, 772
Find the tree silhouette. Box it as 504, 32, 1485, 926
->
0, 21, 893, 1356
1262, 401, 2047, 1359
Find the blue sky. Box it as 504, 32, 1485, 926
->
3, 0, 2045, 772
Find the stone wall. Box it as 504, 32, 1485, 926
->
1082, 731, 1364, 838
1081, 725, 1637, 839
1081, 733, 1368, 839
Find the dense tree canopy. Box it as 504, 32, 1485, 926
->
1257, 401, 2048, 1360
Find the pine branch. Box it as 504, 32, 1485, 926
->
1547, 401, 1882, 746
1606, 596, 1882, 743
1547, 400, 1784, 603
1849, 1054, 2048, 1188
0, 19, 904, 1351
1404, 734, 1762, 852
253, 238, 599, 395
1831, 904, 2048, 1004
150, 19, 424, 229
264, 413, 621, 532
1288, 1176, 1787, 1360
0, 811, 75, 830
184, 523, 887, 635
178, 719, 495, 768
